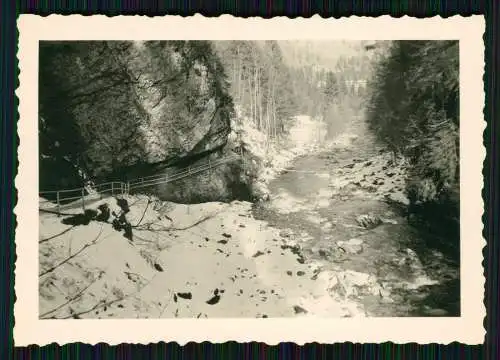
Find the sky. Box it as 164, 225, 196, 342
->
278, 40, 390, 71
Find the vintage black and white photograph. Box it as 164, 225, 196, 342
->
15, 15, 485, 345
37, 38, 461, 319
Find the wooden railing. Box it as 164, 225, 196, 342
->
39, 155, 240, 213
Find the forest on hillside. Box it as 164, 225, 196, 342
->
366, 40, 460, 230
213, 40, 373, 143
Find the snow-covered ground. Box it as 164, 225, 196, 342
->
39, 194, 366, 319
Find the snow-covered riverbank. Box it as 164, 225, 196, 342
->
39, 193, 369, 319
229, 114, 332, 200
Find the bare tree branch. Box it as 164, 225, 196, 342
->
54, 271, 162, 319
132, 198, 152, 228
39, 208, 82, 217
39, 270, 105, 319
39, 225, 76, 244
39, 225, 105, 277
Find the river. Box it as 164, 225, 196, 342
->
252, 140, 460, 317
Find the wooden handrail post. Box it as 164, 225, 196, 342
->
82, 188, 85, 211
111, 182, 114, 196
56, 191, 60, 216
121, 182, 124, 195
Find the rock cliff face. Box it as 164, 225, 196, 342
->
39, 41, 238, 200
125, 41, 232, 164
146, 149, 254, 204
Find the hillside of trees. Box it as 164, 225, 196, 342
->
279, 40, 378, 137
366, 41, 460, 232
212, 41, 298, 139
213, 40, 375, 141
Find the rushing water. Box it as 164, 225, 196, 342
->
253, 146, 460, 317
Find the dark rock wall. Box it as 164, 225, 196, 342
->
39, 41, 246, 202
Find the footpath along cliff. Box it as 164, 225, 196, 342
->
39, 41, 249, 203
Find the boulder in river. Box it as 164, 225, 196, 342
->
340, 270, 373, 287
379, 287, 392, 301
336, 238, 364, 254
356, 214, 382, 229
385, 192, 410, 205
337, 270, 379, 298
317, 248, 330, 259
279, 230, 292, 238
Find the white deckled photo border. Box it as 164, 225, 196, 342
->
15, 14, 486, 346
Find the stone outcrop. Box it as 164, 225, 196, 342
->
39, 41, 241, 202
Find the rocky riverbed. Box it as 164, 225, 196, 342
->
252, 133, 460, 317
